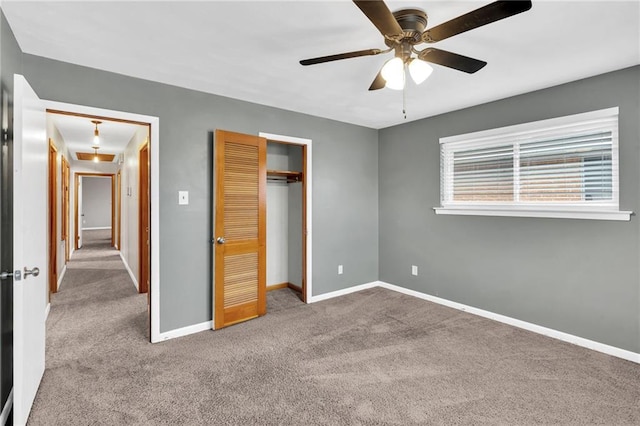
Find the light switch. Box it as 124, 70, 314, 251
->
338, 265, 343, 275
178, 191, 189, 205
412, 265, 418, 276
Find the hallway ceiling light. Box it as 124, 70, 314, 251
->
91, 120, 102, 145
93, 146, 100, 163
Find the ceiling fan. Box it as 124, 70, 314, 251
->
300, 0, 532, 91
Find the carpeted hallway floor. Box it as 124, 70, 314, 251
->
27, 230, 640, 425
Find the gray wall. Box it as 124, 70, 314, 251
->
379, 66, 640, 353
22, 54, 379, 333
81, 176, 111, 229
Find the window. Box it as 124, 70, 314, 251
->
435, 107, 632, 221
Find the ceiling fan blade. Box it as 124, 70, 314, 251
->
418, 48, 487, 74
353, 0, 404, 39
300, 48, 383, 66
422, 1, 532, 43
368, 70, 386, 91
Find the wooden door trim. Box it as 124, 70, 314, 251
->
116, 170, 122, 250
111, 177, 115, 246
138, 143, 150, 294
46, 109, 152, 127
48, 140, 58, 295
74, 172, 115, 251
61, 156, 70, 263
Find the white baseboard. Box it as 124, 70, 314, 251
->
44, 302, 51, 321
377, 281, 640, 364
82, 227, 112, 230
154, 281, 381, 342
119, 252, 139, 291
56, 265, 67, 291
0, 388, 12, 426
149, 279, 640, 364
307, 281, 379, 303
155, 321, 213, 343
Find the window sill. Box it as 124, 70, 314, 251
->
433, 207, 633, 221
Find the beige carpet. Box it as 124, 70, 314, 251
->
28, 232, 640, 424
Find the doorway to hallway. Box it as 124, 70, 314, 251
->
43, 101, 160, 341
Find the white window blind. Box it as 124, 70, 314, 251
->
436, 107, 631, 221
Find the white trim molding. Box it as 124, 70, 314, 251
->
377, 281, 639, 364
307, 281, 379, 303
119, 252, 139, 291
439, 107, 620, 146
81, 226, 112, 231
56, 264, 67, 291
145, 278, 640, 364
44, 303, 51, 321
157, 321, 213, 342
434, 207, 633, 221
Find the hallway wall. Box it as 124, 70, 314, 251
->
120, 126, 147, 289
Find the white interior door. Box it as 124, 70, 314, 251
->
13, 74, 47, 425
78, 176, 83, 248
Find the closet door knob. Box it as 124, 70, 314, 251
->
216, 237, 226, 244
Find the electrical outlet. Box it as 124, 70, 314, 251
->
338, 264, 343, 275
178, 190, 189, 205
411, 265, 418, 276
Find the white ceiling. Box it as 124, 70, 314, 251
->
49, 113, 144, 162
3, 1, 640, 129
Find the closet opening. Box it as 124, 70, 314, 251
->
266, 140, 307, 304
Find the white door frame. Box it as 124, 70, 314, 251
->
43, 100, 161, 343
258, 132, 313, 302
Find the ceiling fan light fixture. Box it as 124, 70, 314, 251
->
408, 58, 433, 84
381, 57, 405, 90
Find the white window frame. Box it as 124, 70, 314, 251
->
434, 107, 633, 221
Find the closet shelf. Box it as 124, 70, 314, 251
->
267, 170, 303, 183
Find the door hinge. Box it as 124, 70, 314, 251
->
0, 270, 21, 281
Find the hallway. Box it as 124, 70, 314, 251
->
26, 229, 304, 425
28, 229, 148, 424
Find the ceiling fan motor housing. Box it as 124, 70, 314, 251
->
388, 9, 428, 45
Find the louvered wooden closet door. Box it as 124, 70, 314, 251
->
214, 130, 266, 329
